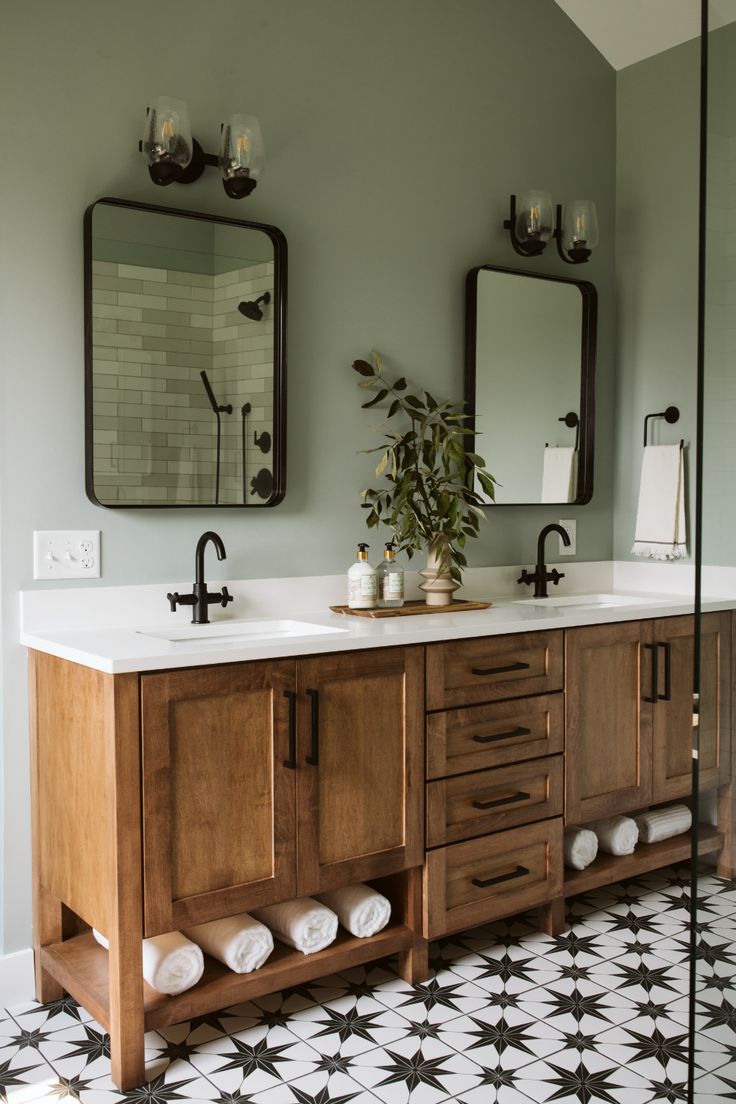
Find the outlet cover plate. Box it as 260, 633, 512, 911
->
558, 519, 576, 556
33, 531, 101, 580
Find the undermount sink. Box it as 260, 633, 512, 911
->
515, 593, 663, 610
137, 619, 349, 645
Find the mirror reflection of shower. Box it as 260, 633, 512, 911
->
238, 291, 270, 321
200, 370, 232, 505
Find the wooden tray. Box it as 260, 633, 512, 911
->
329, 599, 492, 618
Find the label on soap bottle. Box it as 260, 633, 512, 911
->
361, 575, 377, 598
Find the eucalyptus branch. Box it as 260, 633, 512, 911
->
352, 351, 498, 585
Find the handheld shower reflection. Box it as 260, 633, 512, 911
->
238, 291, 271, 321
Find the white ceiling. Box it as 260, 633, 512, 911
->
553, 0, 729, 71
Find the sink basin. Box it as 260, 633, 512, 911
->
515, 593, 663, 611
138, 619, 349, 645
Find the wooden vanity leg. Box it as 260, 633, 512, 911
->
107, 672, 145, 1091
717, 782, 735, 879
397, 867, 430, 984
108, 924, 145, 1090
538, 896, 567, 936
399, 937, 429, 985
32, 883, 64, 1003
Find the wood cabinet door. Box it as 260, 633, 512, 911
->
295, 647, 424, 896
141, 660, 297, 935
652, 612, 731, 801
566, 621, 653, 823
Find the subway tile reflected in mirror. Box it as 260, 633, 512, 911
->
84, 198, 286, 508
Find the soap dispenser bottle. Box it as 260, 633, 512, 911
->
348, 543, 377, 609
377, 541, 405, 609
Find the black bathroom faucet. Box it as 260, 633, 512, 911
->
167, 531, 234, 624
517, 523, 572, 599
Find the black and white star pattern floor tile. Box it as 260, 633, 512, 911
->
2, 863, 736, 1103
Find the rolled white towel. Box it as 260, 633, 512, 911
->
183, 913, 274, 974
636, 804, 692, 844
252, 898, 338, 955
591, 815, 639, 856
93, 929, 204, 995
564, 826, 599, 871
317, 883, 391, 938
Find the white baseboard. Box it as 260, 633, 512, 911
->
0, 947, 35, 1009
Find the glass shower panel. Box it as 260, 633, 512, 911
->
693, 2, 736, 1098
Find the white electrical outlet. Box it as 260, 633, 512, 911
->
33, 531, 101, 579
558, 519, 576, 556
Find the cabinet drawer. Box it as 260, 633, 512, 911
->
426, 631, 563, 711
423, 817, 563, 939
426, 693, 563, 779
426, 755, 563, 848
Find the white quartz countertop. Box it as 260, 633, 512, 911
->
19, 583, 730, 674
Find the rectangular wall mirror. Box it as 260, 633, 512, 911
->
465, 264, 597, 506
84, 197, 287, 508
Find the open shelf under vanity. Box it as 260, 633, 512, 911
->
563, 824, 722, 898
41, 921, 415, 1032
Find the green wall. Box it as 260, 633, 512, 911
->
0, 0, 616, 952
613, 39, 701, 561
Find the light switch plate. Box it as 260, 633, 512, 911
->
558, 519, 576, 556
33, 530, 101, 579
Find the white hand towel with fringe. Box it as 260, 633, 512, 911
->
93, 929, 204, 995
635, 804, 692, 844
183, 913, 274, 974
631, 444, 687, 560
317, 883, 391, 938
563, 826, 599, 871
591, 815, 639, 856
542, 447, 577, 503
252, 897, 338, 955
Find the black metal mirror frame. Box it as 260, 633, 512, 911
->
464, 263, 597, 506
84, 196, 288, 509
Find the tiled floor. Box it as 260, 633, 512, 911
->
2, 864, 736, 1103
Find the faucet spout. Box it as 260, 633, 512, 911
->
517, 523, 571, 600
195, 530, 227, 586
167, 531, 234, 624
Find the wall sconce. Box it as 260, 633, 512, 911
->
140, 96, 264, 198
503, 192, 598, 264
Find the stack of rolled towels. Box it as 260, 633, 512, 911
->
93, 883, 394, 995
253, 883, 392, 954
563, 804, 692, 871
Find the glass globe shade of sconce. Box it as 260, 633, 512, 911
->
141, 96, 193, 185
219, 114, 265, 198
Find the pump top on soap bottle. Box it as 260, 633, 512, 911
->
348, 542, 377, 609
376, 540, 405, 609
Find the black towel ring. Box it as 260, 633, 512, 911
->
643, 406, 680, 447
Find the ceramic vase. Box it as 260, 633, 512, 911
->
418, 536, 460, 606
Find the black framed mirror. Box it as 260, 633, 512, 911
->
84, 197, 287, 508
465, 264, 597, 506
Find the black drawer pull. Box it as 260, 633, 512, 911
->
306, 688, 319, 766
472, 790, 531, 811
472, 865, 529, 889
471, 661, 530, 677
283, 690, 297, 769
472, 726, 531, 745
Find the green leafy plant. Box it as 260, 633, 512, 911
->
352, 351, 497, 583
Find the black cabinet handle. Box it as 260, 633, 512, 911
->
472, 865, 529, 889
283, 690, 297, 769
472, 726, 531, 745
658, 641, 672, 702
471, 661, 530, 677
472, 791, 530, 811
643, 642, 659, 703
306, 688, 319, 766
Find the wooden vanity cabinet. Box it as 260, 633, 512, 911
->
30, 645, 426, 1091
566, 613, 731, 823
